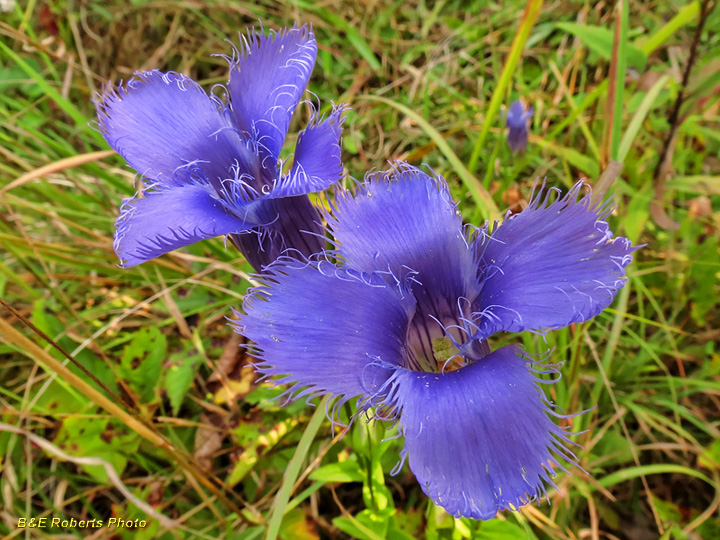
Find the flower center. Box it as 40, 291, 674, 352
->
404, 295, 491, 374
431, 336, 465, 373
405, 309, 489, 373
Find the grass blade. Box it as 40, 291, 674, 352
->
265, 396, 329, 540
636, 1, 700, 55
0, 40, 101, 140
598, 464, 716, 489
618, 75, 670, 162
0, 150, 116, 194
609, 0, 629, 162
361, 95, 499, 218
468, 0, 544, 173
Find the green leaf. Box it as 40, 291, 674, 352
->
231, 526, 265, 540
698, 437, 720, 470
162, 348, 203, 415
591, 429, 635, 468
309, 459, 364, 483
597, 501, 622, 530
687, 231, 720, 326
53, 415, 141, 483
0, 59, 46, 98
697, 511, 720, 540
119, 326, 167, 404
622, 183, 651, 244
362, 459, 393, 516
533, 138, 600, 178
30, 378, 87, 415
556, 22, 647, 70
391, 510, 424, 540
277, 507, 319, 540
651, 495, 683, 525
476, 520, 528, 540
31, 298, 116, 394
343, 132, 362, 155
386, 526, 417, 540
172, 288, 211, 313
333, 509, 388, 540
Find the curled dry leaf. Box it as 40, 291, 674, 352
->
208, 333, 259, 405
193, 412, 228, 473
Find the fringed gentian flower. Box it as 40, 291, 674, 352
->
236, 163, 635, 519
96, 25, 345, 270
506, 99, 534, 153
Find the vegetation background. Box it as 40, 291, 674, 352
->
1, 0, 719, 538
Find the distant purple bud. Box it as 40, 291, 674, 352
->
506, 100, 534, 153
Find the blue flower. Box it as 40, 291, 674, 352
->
96, 25, 346, 270
236, 163, 635, 519
506, 99, 534, 153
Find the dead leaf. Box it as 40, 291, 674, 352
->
208, 333, 244, 384
193, 412, 227, 473
207, 333, 259, 404
147, 479, 164, 507
687, 196, 712, 219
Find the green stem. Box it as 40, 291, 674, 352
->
265, 396, 329, 540
610, 0, 629, 161
467, 0, 544, 173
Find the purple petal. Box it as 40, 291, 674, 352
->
228, 25, 317, 162
236, 260, 415, 402
328, 164, 480, 318
505, 100, 530, 129
230, 195, 326, 271
270, 105, 347, 198
506, 127, 529, 154
385, 345, 575, 520
505, 100, 533, 153
115, 183, 252, 267
472, 182, 635, 338
96, 71, 258, 187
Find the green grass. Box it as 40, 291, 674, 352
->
1, 1, 719, 539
